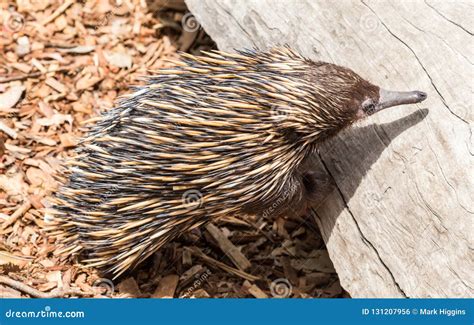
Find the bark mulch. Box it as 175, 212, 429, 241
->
0, 0, 343, 298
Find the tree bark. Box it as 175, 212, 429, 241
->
185, 0, 473, 298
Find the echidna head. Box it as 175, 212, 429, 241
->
297, 61, 427, 142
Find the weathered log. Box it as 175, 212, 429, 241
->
185, 0, 473, 298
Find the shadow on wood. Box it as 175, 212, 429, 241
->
312, 108, 429, 229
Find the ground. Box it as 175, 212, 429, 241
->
0, 0, 343, 298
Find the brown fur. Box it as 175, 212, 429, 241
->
47, 47, 380, 277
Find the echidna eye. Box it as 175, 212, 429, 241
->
363, 102, 376, 114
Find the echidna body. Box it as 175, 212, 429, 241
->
48, 48, 426, 277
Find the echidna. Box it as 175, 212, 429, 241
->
47, 47, 427, 277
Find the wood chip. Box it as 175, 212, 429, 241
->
76, 75, 103, 91
0, 136, 5, 156
243, 280, 268, 298
4, 143, 31, 154
281, 256, 299, 286
16, 36, 30, 57
0, 285, 23, 298
205, 223, 251, 271
45, 77, 68, 93
59, 133, 77, 147
117, 277, 141, 296
40, 0, 74, 26
190, 288, 210, 298
152, 274, 179, 298
104, 51, 133, 69
61, 46, 95, 54
1, 201, 31, 230
36, 113, 73, 126
0, 251, 32, 267
46, 270, 63, 288
189, 247, 259, 281
0, 86, 25, 110
182, 249, 192, 266
11, 62, 32, 74
0, 120, 18, 139
31, 59, 47, 74
291, 250, 336, 273
0, 172, 29, 198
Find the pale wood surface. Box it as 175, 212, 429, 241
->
185, 0, 473, 298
